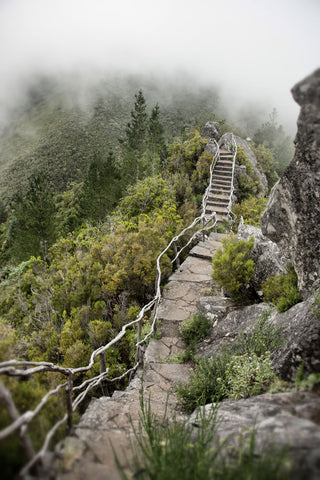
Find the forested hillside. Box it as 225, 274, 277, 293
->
0, 74, 295, 477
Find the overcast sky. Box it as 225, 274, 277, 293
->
0, 0, 319, 130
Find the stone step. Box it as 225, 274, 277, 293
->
207, 201, 229, 209
214, 170, 232, 176
208, 195, 229, 202
211, 185, 231, 191
215, 165, 233, 171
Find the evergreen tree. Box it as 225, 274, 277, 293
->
148, 103, 167, 162
125, 89, 148, 156
80, 150, 121, 222
120, 90, 148, 181
9, 172, 56, 261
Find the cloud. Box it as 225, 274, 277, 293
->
0, 0, 319, 130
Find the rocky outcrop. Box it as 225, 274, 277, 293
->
202, 121, 222, 155
201, 121, 222, 141
196, 296, 320, 381
237, 222, 288, 294
188, 392, 320, 480
219, 132, 268, 196
261, 68, 320, 296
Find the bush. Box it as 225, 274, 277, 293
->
212, 235, 255, 304
233, 196, 268, 229
177, 312, 284, 413
180, 313, 211, 346
262, 263, 302, 312
230, 310, 284, 357
117, 399, 295, 480
176, 354, 229, 412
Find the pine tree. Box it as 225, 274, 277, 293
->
9, 172, 56, 261
148, 103, 167, 162
125, 89, 148, 157
81, 150, 121, 222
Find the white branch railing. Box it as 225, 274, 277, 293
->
227, 134, 237, 224
0, 142, 220, 478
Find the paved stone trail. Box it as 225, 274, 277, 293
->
53, 232, 226, 480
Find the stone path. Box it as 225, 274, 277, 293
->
52, 232, 226, 480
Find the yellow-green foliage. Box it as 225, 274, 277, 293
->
262, 263, 302, 312
212, 235, 255, 303
167, 129, 207, 178
236, 147, 264, 201
233, 196, 267, 229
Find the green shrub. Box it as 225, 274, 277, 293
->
176, 351, 275, 413
177, 313, 284, 412
118, 397, 296, 480
233, 196, 268, 229
212, 235, 255, 304
236, 147, 264, 201
180, 313, 211, 346
225, 352, 276, 400
176, 354, 229, 413
230, 310, 284, 357
262, 263, 302, 312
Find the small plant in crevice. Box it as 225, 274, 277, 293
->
176, 312, 285, 413
115, 395, 297, 480
294, 361, 320, 392
180, 313, 211, 347
311, 290, 320, 321
230, 309, 285, 357
262, 263, 302, 312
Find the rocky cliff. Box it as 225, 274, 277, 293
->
261, 68, 320, 296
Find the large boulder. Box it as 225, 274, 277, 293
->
188, 391, 320, 480
261, 69, 320, 296
202, 121, 222, 156
201, 121, 221, 141
237, 222, 288, 293
196, 296, 320, 381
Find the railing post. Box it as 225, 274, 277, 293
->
173, 241, 180, 269
99, 352, 107, 374
66, 374, 73, 433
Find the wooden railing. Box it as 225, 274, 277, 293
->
0, 142, 220, 478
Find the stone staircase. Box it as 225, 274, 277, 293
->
205, 148, 234, 222
51, 233, 227, 480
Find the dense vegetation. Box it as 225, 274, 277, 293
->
0, 75, 295, 477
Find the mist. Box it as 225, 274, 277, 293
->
0, 0, 319, 134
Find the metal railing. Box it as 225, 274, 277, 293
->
0, 142, 220, 478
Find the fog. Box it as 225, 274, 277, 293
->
0, 0, 319, 133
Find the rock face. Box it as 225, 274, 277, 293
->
196, 296, 320, 381
261, 68, 320, 296
237, 222, 288, 293
201, 121, 222, 141
202, 121, 222, 156
188, 392, 320, 480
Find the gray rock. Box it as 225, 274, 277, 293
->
201, 121, 222, 141
196, 295, 320, 381
261, 68, 320, 296
196, 303, 270, 357
270, 294, 320, 380
237, 222, 288, 293
188, 391, 320, 480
